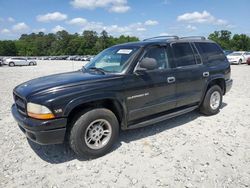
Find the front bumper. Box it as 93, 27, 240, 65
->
11, 104, 67, 145
225, 79, 233, 94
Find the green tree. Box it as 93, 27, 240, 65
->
81, 30, 98, 55
208, 30, 232, 49
0, 41, 17, 56
231, 34, 250, 51
0, 30, 139, 56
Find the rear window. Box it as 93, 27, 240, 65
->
195, 42, 226, 64
172, 42, 196, 67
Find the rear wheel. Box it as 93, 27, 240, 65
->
9, 62, 15, 67
29, 62, 33, 66
69, 108, 119, 158
200, 85, 222, 115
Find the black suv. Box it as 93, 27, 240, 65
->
12, 36, 233, 158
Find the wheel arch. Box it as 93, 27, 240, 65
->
208, 78, 225, 94
65, 97, 126, 130
9, 61, 15, 66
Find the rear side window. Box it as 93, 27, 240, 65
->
195, 42, 226, 64
172, 43, 196, 67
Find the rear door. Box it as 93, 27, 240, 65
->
21, 58, 28, 65
124, 45, 177, 123
15, 58, 25, 65
171, 42, 207, 108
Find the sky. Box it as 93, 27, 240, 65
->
0, 0, 249, 40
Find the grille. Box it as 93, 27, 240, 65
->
14, 93, 27, 115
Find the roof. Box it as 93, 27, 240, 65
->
114, 36, 214, 48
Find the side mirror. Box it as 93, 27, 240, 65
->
138, 57, 158, 71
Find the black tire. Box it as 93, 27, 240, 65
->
238, 59, 242, 65
29, 62, 33, 66
69, 108, 119, 158
9, 62, 15, 67
199, 85, 223, 115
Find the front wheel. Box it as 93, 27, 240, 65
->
9, 62, 15, 67
238, 59, 242, 65
199, 85, 223, 115
69, 108, 119, 158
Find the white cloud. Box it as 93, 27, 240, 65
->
51, 25, 65, 33
12, 22, 29, 33
8, 17, 15, 22
177, 10, 228, 26
67, 17, 88, 26
70, 0, 130, 13
66, 18, 153, 35
79, 21, 148, 36
186, 25, 197, 31
37, 12, 68, 22
144, 20, 159, 26
177, 11, 213, 23
109, 5, 130, 13
1, 28, 11, 34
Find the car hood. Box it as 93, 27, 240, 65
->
15, 70, 113, 98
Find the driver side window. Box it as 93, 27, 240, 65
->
140, 46, 170, 70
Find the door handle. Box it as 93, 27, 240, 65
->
203, 72, 209, 77
167, 77, 176, 83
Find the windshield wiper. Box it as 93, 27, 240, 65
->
88, 67, 106, 74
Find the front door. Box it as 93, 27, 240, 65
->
123, 45, 177, 123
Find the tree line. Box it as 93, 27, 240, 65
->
0, 30, 139, 56
0, 30, 250, 56
208, 30, 250, 51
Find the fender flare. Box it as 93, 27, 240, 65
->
63, 92, 127, 125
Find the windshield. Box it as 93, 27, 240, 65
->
229, 52, 244, 56
85, 46, 140, 73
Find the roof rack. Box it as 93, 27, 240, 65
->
143, 36, 179, 41
180, 36, 206, 40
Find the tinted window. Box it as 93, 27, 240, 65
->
12, 58, 25, 60
196, 42, 226, 64
142, 46, 170, 69
191, 43, 202, 64
172, 43, 196, 67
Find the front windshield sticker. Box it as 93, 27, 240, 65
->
117, 49, 133, 54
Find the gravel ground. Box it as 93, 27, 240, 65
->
0, 61, 250, 188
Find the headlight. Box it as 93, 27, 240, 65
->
27, 103, 55, 120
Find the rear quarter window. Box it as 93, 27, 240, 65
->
195, 42, 226, 64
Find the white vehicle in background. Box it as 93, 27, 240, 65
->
227, 51, 250, 65
5, 57, 37, 67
